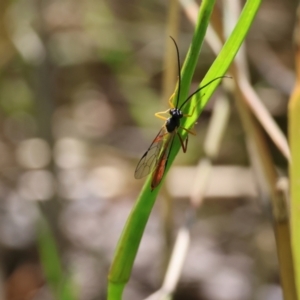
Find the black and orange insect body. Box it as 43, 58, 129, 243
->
135, 37, 228, 190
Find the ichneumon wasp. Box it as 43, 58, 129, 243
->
135, 37, 229, 190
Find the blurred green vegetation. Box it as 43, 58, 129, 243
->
0, 0, 297, 299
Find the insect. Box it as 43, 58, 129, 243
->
135, 37, 228, 190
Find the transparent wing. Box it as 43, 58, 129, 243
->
134, 127, 169, 179
150, 131, 176, 189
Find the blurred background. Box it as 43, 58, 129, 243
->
0, 0, 297, 299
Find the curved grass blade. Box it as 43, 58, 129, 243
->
107, 0, 261, 299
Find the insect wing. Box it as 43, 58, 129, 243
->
151, 131, 176, 189
134, 127, 169, 179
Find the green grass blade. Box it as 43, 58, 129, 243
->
38, 217, 77, 300
289, 69, 300, 298
107, 0, 261, 298
108, 0, 216, 285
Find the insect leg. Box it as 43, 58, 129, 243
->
183, 93, 206, 117
155, 109, 169, 121
168, 93, 175, 108
177, 132, 188, 153
183, 105, 197, 117
180, 126, 196, 136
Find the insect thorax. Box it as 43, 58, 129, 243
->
166, 108, 183, 133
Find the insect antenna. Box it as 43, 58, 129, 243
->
169, 36, 182, 109
179, 76, 231, 110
